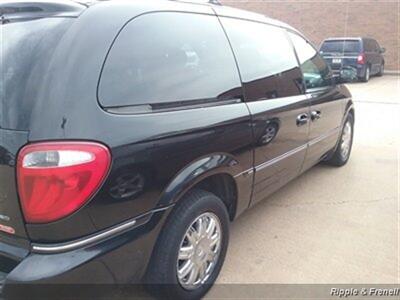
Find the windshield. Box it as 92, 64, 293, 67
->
0, 17, 73, 130
320, 40, 360, 53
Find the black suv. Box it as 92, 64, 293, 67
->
320, 37, 385, 82
0, 1, 354, 299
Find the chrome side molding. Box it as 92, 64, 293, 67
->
31, 207, 170, 254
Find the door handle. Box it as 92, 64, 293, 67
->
296, 113, 309, 126
311, 110, 321, 121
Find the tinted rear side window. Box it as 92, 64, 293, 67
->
99, 12, 242, 110
0, 18, 73, 130
320, 40, 360, 53
363, 39, 371, 51
220, 18, 303, 101
371, 40, 380, 52
364, 39, 379, 52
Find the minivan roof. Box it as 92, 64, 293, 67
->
0, 0, 296, 32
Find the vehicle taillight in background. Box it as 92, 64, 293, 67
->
17, 142, 111, 223
357, 53, 365, 64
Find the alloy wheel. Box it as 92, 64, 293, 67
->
365, 67, 370, 81
340, 121, 352, 159
177, 212, 222, 290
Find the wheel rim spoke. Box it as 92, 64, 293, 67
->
179, 245, 194, 260
187, 263, 199, 285
186, 227, 198, 245
206, 250, 217, 262
198, 261, 207, 283
206, 218, 216, 238
178, 260, 194, 279
196, 217, 205, 237
210, 232, 220, 248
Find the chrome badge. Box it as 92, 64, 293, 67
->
0, 214, 11, 222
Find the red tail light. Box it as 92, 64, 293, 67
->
17, 142, 111, 224
357, 53, 365, 64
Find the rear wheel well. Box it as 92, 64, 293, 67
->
192, 174, 237, 221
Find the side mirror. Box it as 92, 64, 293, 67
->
380, 47, 386, 54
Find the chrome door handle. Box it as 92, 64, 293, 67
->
311, 110, 321, 121
296, 113, 309, 126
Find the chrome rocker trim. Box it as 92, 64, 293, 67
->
31, 206, 170, 254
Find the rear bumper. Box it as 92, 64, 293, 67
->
330, 64, 366, 80
0, 271, 6, 296
0, 206, 173, 299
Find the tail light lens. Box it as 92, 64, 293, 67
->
17, 142, 111, 223
357, 53, 365, 64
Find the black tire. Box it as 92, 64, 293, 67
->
377, 63, 384, 76
325, 113, 354, 166
145, 189, 230, 300
359, 65, 370, 82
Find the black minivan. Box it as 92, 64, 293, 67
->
0, 1, 354, 299
320, 37, 385, 82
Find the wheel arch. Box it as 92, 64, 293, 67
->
345, 101, 355, 121
192, 173, 237, 221
157, 153, 241, 220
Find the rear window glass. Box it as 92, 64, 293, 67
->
0, 18, 72, 130
320, 40, 360, 53
98, 12, 242, 109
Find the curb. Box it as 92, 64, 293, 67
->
384, 70, 400, 75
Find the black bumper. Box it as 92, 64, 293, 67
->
0, 206, 173, 299
330, 64, 367, 81
0, 271, 6, 296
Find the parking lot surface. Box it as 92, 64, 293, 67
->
212, 76, 399, 287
